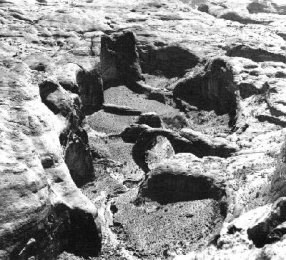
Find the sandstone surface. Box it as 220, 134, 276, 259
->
1, 0, 286, 259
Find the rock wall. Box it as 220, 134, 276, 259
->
0, 62, 101, 259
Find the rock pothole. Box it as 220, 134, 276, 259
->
173, 58, 239, 127
136, 154, 227, 205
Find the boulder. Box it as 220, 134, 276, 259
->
145, 135, 175, 171
247, 197, 286, 247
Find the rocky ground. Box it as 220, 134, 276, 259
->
2, 0, 286, 259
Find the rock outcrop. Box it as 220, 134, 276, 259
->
0, 64, 101, 259
101, 31, 144, 87
39, 80, 82, 119
2, 0, 286, 259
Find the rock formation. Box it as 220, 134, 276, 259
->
100, 31, 144, 87
0, 63, 101, 259
2, 0, 286, 259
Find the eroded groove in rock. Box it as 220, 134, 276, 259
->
226, 45, 286, 63
39, 80, 82, 118
102, 103, 142, 115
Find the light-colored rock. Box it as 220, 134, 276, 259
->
0, 63, 101, 259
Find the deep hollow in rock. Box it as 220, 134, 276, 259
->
62, 207, 102, 257
247, 198, 286, 248
173, 58, 239, 127
138, 44, 200, 78
136, 154, 226, 206
139, 172, 226, 204
7, 204, 101, 259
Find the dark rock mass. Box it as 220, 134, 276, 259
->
101, 31, 144, 87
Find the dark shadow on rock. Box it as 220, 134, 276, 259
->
138, 45, 200, 78
63, 207, 102, 257
76, 67, 104, 115
102, 103, 142, 116
247, 198, 286, 248
8, 204, 101, 259
101, 31, 144, 89
226, 45, 286, 63
173, 58, 239, 127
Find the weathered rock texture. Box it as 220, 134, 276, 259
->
0, 64, 101, 259
2, 0, 286, 259
133, 127, 238, 171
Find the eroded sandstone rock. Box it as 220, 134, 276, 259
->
0, 65, 101, 259
39, 79, 95, 186
132, 127, 238, 171
100, 31, 144, 87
